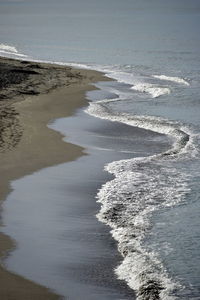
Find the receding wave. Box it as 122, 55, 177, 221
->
86, 101, 190, 158
153, 75, 190, 86
0, 43, 27, 58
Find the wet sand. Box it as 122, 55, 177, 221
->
0, 56, 108, 299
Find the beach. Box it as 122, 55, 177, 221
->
1, 1, 200, 299
0, 56, 109, 299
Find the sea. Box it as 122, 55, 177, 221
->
0, 0, 200, 299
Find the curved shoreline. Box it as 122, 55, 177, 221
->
0, 56, 109, 299
84, 74, 193, 299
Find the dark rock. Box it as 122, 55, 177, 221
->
10, 68, 39, 75
19, 90, 40, 95
20, 60, 30, 64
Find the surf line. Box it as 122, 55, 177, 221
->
85, 77, 192, 299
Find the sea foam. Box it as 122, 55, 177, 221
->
153, 75, 190, 86
0, 43, 27, 58
66, 63, 172, 98
131, 82, 171, 98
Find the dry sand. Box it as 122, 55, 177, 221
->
0, 57, 109, 299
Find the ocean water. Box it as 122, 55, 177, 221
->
1, 0, 200, 299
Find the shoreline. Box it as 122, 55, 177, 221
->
0, 56, 110, 299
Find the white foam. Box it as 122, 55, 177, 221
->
95, 69, 171, 98
131, 82, 171, 98
0, 44, 18, 53
0, 50, 27, 58
0, 43, 27, 58
66, 63, 172, 98
35, 61, 194, 101
153, 75, 190, 86
96, 158, 190, 299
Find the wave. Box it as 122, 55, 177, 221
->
97, 158, 189, 300
0, 44, 18, 53
131, 83, 171, 98
86, 101, 190, 159
0, 43, 27, 58
153, 75, 190, 86
65, 63, 172, 98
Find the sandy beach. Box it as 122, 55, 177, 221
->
0, 57, 108, 299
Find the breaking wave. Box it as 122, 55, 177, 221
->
153, 75, 189, 86
65, 63, 172, 98
0, 43, 27, 58
131, 83, 170, 98
97, 159, 189, 300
